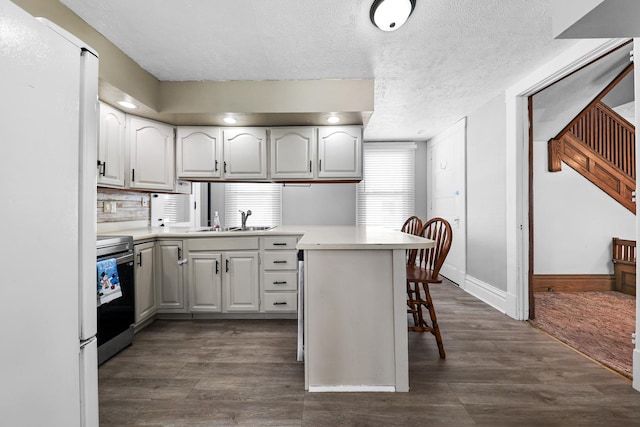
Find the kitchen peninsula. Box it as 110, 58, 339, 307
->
98, 225, 434, 392
297, 227, 434, 392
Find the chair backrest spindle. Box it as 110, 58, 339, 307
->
401, 216, 423, 266
417, 217, 453, 280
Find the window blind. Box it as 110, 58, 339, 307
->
224, 183, 282, 228
356, 142, 416, 229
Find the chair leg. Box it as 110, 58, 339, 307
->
421, 283, 445, 359
413, 283, 427, 329
406, 281, 420, 327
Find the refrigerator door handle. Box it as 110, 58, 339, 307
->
79, 336, 99, 427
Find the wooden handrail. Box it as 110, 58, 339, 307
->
568, 102, 635, 179
612, 237, 636, 264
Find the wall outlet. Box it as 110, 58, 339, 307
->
103, 201, 117, 213
142, 197, 149, 207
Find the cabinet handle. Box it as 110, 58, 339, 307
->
224, 162, 227, 173
273, 301, 287, 306
226, 259, 229, 272
131, 168, 135, 182
137, 253, 142, 266
273, 281, 287, 285
215, 260, 219, 275
319, 159, 322, 171
97, 160, 106, 177
273, 243, 287, 246
178, 247, 182, 260
309, 160, 312, 173
273, 260, 287, 264
215, 160, 218, 172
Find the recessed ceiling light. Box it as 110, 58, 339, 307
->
327, 116, 340, 124
117, 100, 137, 109
223, 116, 237, 124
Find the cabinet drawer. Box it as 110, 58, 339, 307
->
263, 292, 297, 312
264, 271, 297, 291
263, 251, 297, 270
263, 236, 298, 250
189, 237, 259, 251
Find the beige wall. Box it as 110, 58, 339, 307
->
11, 0, 373, 126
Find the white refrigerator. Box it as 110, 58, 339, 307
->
0, 1, 100, 426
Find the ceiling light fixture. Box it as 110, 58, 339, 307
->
117, 100, 137, 109
370, 0, 416, 32
223, 116, 237, 124
327, 116, 340, 124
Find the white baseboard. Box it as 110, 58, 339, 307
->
464, 275, 508, 314
308, 385, 396, 393
634, 349, 640, 392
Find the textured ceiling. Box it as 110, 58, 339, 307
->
60, 0, 579, 141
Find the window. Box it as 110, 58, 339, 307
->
224, 182, 282, 227
356, 142, 416, 229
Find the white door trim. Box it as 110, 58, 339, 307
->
505, 37, 630, 320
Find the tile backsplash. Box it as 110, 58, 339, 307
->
97, 188, 150, 223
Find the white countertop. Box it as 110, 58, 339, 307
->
97, 225, 433, 249
297, 226, 434, 250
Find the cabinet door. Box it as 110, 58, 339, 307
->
128, 116, 175, 191
317, 126, 362, 179
134, 242, 156, 324
224, 251, 259, 312
188, 252, 222, 312
270, 127, 315, 179
223, 128, 267, 179
97, 102, 126, 188
156, 240, 186, 312
176, 126, 222, 179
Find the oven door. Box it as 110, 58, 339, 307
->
97, 252, 135, 348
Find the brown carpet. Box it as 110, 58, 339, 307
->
529, 291, 635, 379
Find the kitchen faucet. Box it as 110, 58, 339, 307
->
239, 209, 252, 230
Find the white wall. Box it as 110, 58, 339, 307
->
466, 93, 508, 292
533, 140, 635, 274
282, 183, 356, 226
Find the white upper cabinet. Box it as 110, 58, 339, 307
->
128, 116, 175, 191
317, 126, 362, 179
176, 126, 222, 179
270, 127, 315, 180
223, 127, 267, 180
97, 102, 126, 188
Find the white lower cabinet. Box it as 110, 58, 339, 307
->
187, 237, 260, 313
188, 252, 222, 312
134, 241, 156, 325
261, 236, 299, 313
156, 240, 187, 313
223, 252, 260, 312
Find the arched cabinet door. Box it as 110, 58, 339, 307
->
270, 127, 315, 179
222, 127, 268, 180
97, 102, 126, 188
317, 126, 362, 179
176, 126, 222, 179
128, 116, 175, 191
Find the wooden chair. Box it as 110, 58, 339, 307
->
406, 217, 452, 359
612, 237, 636, 296
401, 216, 423, 266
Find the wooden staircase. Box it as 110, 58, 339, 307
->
548, 64, 635, 214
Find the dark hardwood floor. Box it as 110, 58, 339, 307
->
99, 281, 640, 426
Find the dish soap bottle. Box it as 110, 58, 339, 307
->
213, 211, 221, 231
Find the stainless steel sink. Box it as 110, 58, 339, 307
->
188, 226, 273, 232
